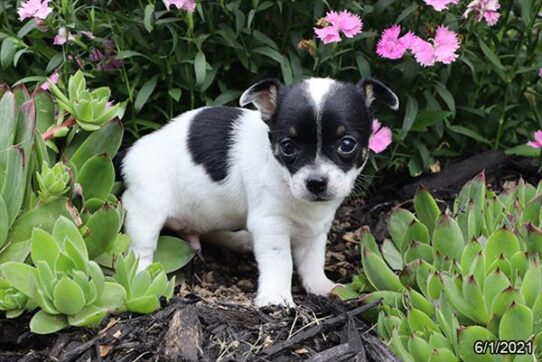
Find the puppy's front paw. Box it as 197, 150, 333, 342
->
303, 277, 337, 296
255, 291, 295, 308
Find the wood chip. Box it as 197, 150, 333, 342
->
98, 344, 113, 358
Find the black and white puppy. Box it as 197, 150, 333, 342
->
121, 77, 398, 307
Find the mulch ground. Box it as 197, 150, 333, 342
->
0, 151, 539, 362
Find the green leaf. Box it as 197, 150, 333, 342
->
76, 154, 115, 201
68, 305, 107, 327
126, 295, 160, 314
499, 303, 533, 341
458, 326, 496, 362
31, 229, 60, 269
194, 51, 207, 86
30, 310, 69, 334
400, 96, 418, 138
362, 247, 404, 292
0, 196, 9, 248
8, 197, 70, 243
0, 239, 31, 264
434, 82, 455, 117
1, 37, 20, 69
153, 236, 195, 274
414, 186, 440, 235
134, 75, 158, 113
83, 205, 122, 259
1, 146, 25, 227
433, 214, 465, 261
52, 216, 87, 260
0, 262, 36, 299
388, 209, 416, 252
94, 281, 126, 311
67, 119, 123, 171
53, 276, 86, 315
143, 4, 155, 32
485, 229, 521, 266
168, 88, 182, 102
411, 110, 451, 132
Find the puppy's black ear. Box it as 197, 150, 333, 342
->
239, 79, 282, 121
357, 79, 399, 111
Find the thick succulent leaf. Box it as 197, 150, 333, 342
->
67, 305, 107, 327
390, 329, 415, 362
76, 154, 115, 201
426, 271, 442, 300
8, 197, 70, 242
0, 240, 31, 263
428, 348, 459, 362
404, 240, 434, 264
15, 99, 36, 160
525, 224, 542, 256
429, 332, 453, 350
126, 295, 160, 314
30, 310, 69, 334
441, 274, 475, 321
458, 326, 496, 362
523, 194, 542, 226
360, 226, 381, 257
520, 261, 542, 308
462, 275, 489, 324
53, 276, 86, 315
483, 268, 511, 311
407, 308, 439, 333
408, 288, 435, 317
499, 303, 533, 341
408, 333, 431, 362
64, 239, 89, 274
433, 213, 465, 261
414, 185, 440, 234
32, 88, 55, 133
31, 229, 60, 270
381, 238, 403, 270
460, 239, 482, 277
0, 262, 36, 299
388, 208, 415, 252
485, 229, 521, 266
362, 247, 404, 292
0, 91, 17, 159
88, 261, 104, 296
153, 236, 195, 274
415, 260, 434, 298
0, 146, 25, 227
52, 216, 87, 261
490, 287, 525, 318
0, 196, 9, 248
66, 119, 123, 171
130, 270, 152, 299
35, 260, 54, 300
94, 281, 126, 311
83, 205, 121, 258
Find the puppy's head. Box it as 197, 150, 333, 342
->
240, 77, 398, 202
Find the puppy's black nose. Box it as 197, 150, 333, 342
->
306, 175, 328, 194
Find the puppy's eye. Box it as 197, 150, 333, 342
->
338, 136, 357, 155
280, 139, 297, 157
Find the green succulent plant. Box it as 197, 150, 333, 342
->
341, 173, 542, 362
48, 71, 124, 131
0, 278, 36, 318
0, 217, 127, 334
36, 161, 71, 203
112, 250, 176, 314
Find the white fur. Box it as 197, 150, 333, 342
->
122, 80, 367, 307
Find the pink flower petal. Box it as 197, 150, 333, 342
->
53, 27, 75, 46
314, 26, 342, 44
538, 68, 542, 78
369, 119, 392, 153
433, 26, 460, 64
376, 25, 409, 60
163, 0, 196, 12
423, 0, 459, 11
464, 0, 501, 26
40, 72, 59, 91
527, 130, 542, 148
18, 0, 52, 21
410, 36, 436, 67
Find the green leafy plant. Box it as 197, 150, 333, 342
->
341, 173, 542, 361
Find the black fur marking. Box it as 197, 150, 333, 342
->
268, 81, 373, 174
187, 107, 243, 182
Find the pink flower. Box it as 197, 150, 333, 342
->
53, 27, 75, 46
376, 25, 415, 60
18, 0, 52, 21
538, 68, 542, 78
314, 27, 342, 44
40, 72, 59, 91
527, 130, 542, 148
433, 26, 460, 64
464, 0, 501, 26
163, 0, 196, 12
410, 36, 437, 67
315, 10, 362, 44
410, 26, 460, 67
423, 0, 459, 11
369, 119, 392, 153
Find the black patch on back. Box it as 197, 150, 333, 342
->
187, 107, 243, 182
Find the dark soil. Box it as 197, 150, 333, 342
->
0, 151, 538, 362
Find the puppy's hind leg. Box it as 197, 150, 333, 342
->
123, 190, 166, 272
201, 230, 253, 254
